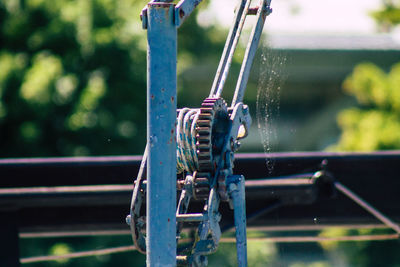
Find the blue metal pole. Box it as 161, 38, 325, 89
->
146, 2, 177, 266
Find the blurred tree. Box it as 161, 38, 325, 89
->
0, 0, 224, 158
331, 1, 400, 152
0, 0, 150, 157
331, 62, 400, 151
370, 0, 400, 32
324, 2, 400, 266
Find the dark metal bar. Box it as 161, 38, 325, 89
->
335, 181, 400, 234
0, 212, 20, 267
0, 151, 400, 233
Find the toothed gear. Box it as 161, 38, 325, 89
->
193, 97, 229, 200
192, 171, 211, 200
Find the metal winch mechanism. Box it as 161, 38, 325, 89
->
127, 0, 272, 266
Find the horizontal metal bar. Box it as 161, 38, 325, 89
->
220, 234, 400, 243
176, 213, 204, 222
20, 245, 136, 264
247, 7, 259, 15
246, 224, 391, 232
0, 185, 132, 195
245, 178, 313, 187
20, 230, 131, 238
19, 223, 392, 239
1, 150, 399, 166
1, 151, 400, 233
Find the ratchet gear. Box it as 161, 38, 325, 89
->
193, 98, 229, 200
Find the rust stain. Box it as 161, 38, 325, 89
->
171, 96, 174, 102
179, 9, 185, 19
151, 94, 155, 100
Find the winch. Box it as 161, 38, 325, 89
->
127, 0, 272, 266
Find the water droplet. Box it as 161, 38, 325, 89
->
256, 47, 287, 174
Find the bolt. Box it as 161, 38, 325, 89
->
214, 212, 222, 222
228, 183, 237, 193
126, 215, 131, 225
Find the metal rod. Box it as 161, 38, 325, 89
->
146, 3, 177, 266
222, 201, 280, 233
229, 176, 248, 267
176, 213, 204, 222
209, 0, 250, 98
232, 0, 270, 107
220, 234, 399, 243
18, 224, 391, 239
20, 245, 136, 264
0, 185, 132, 195
245, 178, 313, 187
19, 233, 399, 264
335, 181, 400, 235
20, 230, 132, 238
245, 224, 391, 232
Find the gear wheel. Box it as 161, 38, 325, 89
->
193, 98, 229, 200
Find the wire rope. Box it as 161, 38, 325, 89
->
176, 108, 200, 173
334, 181, 400, 235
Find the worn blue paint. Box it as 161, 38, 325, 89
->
228, 175, 248, 267
175, 0, 204, 27
232, 0, 272, 107
209, 0, 250, 98
146, 3, 177, 266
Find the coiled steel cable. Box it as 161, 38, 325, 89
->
176, 108, 200, 173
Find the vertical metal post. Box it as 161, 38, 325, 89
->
228, 176, 248, 267
146, 2, 177, 266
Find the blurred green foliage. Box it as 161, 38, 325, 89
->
331, 62, 400, 151
0, 0, 151, 157
370, 0, 400, 31
326, 3, 400, 267
331, 1, 400, 152
0, 0, 226, 158
319, 227, 400, 267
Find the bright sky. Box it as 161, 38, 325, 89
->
199, 0, 383, 35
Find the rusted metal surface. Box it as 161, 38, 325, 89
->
175, 0, 204, 27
